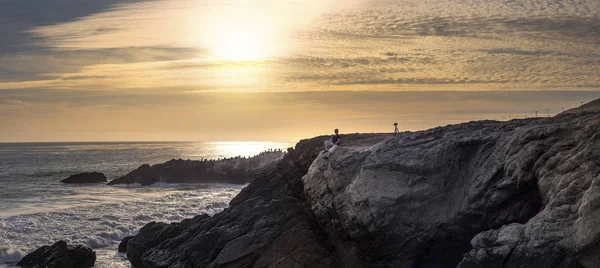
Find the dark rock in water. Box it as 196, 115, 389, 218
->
109, 164, 153, 185
17, 240, 95, 268
122, 111, 600, 268
118, 236, 133, 253
61, 172, 107, 183
107, 151, 284, 186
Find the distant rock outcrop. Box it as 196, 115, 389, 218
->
107, 151, 284, 186
122, 112, 600, 267
16, 240, 95, 268
60, 172, 107, 183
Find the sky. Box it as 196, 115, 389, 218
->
0, 0, 599, 142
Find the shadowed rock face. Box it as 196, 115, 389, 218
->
107, 152, 284, 185
304, 122, 546, 267
60, 172, 107, 183
122, 112, 600, 268
16, 240, 95, 268
118, 236, 133, 253
122, 134, 387, 268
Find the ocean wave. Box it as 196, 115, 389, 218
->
0, 186, 242, 267
25, 170, 74, 178
0, 248, 25, 267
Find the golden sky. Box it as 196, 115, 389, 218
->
0, 0, 599, 142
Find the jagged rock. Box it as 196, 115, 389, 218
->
455, 114, 600, 268
60, 172, 107, 183
121, 111, 600, 268
124, 134, 386, 268
118, 236, 133, 253
302, 112, 600, 267
301, 119, 549, 267
126, 214, 210, 267
107, 152, 284, 185
16, 240, 95, 268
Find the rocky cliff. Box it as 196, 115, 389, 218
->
107, 151, 284, 185
121, 112, 600, 268
562, 99, 600, 115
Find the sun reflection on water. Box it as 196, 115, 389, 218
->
204, 141, 291, 159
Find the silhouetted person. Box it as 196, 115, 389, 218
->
323, 129, 342, 160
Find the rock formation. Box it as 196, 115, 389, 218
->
16, 240, 95, 268
60, 172, 107, 183
121, 134, 386, 267
562, 98, 600, 115
108, 151, 284, 185
121, 111, 600, 267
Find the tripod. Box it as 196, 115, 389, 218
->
394, 123, 400, 135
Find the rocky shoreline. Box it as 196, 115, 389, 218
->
118, 111, 600, 268
20, 110, 600, 267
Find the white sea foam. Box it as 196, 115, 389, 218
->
0, 184, 244, 267
0, 142, 288, 267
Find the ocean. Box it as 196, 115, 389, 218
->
0, 141, 292, 267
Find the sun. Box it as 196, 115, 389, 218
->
211, 30, 268, 61
189, 3, 292, 62
206, 17, 276, 61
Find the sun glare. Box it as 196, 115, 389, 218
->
198, 6, 285, 62
212, 30, 269, 61
209, 141, 290, 158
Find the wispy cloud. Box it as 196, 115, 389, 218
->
0, 46, 203, 83
0, 0, 150, 54
1, 0, 597, 92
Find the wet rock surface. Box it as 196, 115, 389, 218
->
60, 172, 107, 183
16, 240, 95, 268
122, 111, 600, 268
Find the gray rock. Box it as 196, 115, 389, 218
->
119, 110, 600, 268
16, 240, 95, 268
60, 172, 107, 183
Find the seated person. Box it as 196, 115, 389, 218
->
323, 129, 341, 159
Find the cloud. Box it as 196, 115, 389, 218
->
278, 0, 600, 90
0, 87, 216, 108
0, 46, 204, 83
24, 0, 371, 51
481, 49, 556, 56
0, 0, 149, 54
312, 14, 600, 43
1, 0, 599, 92
2, 0, 599, 142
